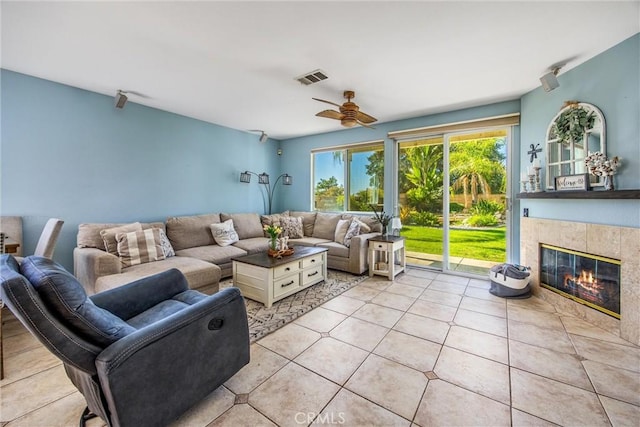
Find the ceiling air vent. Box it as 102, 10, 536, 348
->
295, 69, 328, 85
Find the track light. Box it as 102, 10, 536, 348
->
540, 66, 562, 92
259, 132, 268, 143
115, 90, 128, 109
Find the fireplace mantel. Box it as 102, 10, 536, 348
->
517, 189, 640, 199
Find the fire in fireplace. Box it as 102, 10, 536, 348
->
539, 244, 621, 318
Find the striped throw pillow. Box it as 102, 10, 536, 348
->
116, 228, 166, 267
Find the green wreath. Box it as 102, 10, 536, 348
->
552, 104, 596, 144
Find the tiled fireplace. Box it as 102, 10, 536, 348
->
520, 218, 640, 346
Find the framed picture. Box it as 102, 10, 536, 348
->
554, 173, 590, 191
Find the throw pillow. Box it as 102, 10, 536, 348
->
210, 219, 239, 247
100, 222, 143, 255
343, 220, 361, 247
280, 216, 304, 239
353, 218, 371, 234
260, 212, 289, 237
334, 219, 351, 245
158, 229, 175, 257
116, 228, 166, 267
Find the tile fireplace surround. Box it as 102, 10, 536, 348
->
520, 218, 640, 346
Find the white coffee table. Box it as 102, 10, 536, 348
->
232, 246, 328, 307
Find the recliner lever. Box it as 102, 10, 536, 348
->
208, 318, 224, 330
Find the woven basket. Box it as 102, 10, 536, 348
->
267, 248, 294, 258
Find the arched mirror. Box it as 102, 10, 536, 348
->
545, 102, 606, 189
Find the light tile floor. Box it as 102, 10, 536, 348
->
2, 268, 639, 426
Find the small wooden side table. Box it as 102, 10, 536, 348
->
368, 235, 406, 280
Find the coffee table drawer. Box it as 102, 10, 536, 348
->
302, 253, 324, 269
302, 266, 324, 286
273, 274, 300, 298
273, 261, 300, 279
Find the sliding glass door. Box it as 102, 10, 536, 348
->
397, 128, 510, 276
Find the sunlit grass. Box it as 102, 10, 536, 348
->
401, 225, 506, 262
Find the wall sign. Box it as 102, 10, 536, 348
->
554, 174, 590, 191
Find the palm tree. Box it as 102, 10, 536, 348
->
449, 138, 504, 208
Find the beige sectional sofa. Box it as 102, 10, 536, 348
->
74, 211, 381, 295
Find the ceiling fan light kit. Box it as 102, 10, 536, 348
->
313, 90, 377, 129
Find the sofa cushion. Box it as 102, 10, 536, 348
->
210, 219, 239, 247
166, 213, 220, 251
316, 242, 350, 258
95, 256, 221, 294
21, 256, 136, 347
233, 237, 269, 254
353, 218, 371, 234
288, 237, 331, 247
260, 212, 289, 237
289, 211, 317, 236
175, 245, 247, 266
280, 216, 304, 239
220, 213, 263, 240
312, 213, 342, 240
78, 222, 165, 250
100, 222, 143, 255
116, 228, 166, 267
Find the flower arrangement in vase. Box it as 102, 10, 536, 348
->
263, 224, 282, 251
584, 151, 621, 191
369, 204, 392, 236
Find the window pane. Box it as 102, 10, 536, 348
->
347, 146, 384, 211
313, 151, 344, 211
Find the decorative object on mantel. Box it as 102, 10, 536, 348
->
584, 151, 621, 191
545, 102, 605, 190
554, 173, 590, 191
552, 101, 596, 145
520, 172, 529, 193
531, 159, 543, 192
369, 204, 392, 236
527, 143, 542, 163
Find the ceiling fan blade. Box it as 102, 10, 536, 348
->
312, 97, 342, 108
357, 120, 376, 129
356, 110, 377, 124
316, 110, 344, 120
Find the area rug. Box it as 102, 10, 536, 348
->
220, 270, 368, 342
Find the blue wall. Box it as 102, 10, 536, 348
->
520, 34, 640, 228
1, 70, 280, 270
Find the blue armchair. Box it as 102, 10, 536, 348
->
0, 255, 250, 427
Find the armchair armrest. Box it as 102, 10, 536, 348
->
73, 247, 121, 295
90, 269, 189, 320
348, 232, 381, 274
95, 287, 250, 427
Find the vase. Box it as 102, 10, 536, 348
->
604, 175, 614, 191
269, 236, 278, 251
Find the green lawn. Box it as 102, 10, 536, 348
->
401, 225, 506, 262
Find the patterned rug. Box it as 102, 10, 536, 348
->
220, 270, 368, 342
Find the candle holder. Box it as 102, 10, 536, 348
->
533, 166, 542, 192
521, 179, 529, 193
528, 172, 536, 193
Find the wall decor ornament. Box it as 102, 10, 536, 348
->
545, 102, 606, 190
551, 101, 596, 145
584, 151, 621, 191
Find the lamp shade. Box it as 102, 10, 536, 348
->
258, 173, 269, 184
391, 217, 402, 229
240, 171, 251, 183
282, 174, 293, 185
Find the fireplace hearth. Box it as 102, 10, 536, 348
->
540, 244, 620, 318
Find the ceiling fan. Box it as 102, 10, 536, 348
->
313, 90, 377, 128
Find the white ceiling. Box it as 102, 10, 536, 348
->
2, 1, 639, 140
